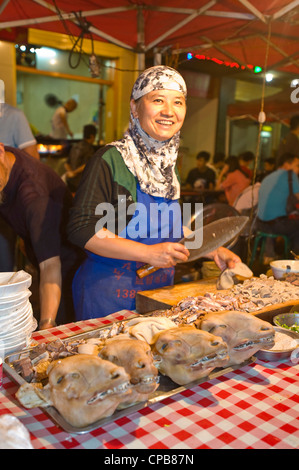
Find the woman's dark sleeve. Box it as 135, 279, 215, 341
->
67, 149, 113, 249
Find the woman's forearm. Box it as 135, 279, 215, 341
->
85, 229, 189, 267
39, 256, 62, 328
85, 229, 150, 261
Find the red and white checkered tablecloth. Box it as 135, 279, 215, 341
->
0, 310, 298, 450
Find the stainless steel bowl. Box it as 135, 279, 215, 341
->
273, 313, 299, 333
256, 327, 299, 361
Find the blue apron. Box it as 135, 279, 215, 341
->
72, 184, 183, 320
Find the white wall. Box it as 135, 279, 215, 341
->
180, 96, 219, 181
17, 72, 101, 138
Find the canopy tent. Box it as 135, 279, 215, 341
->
227, 88, 299, 123
224, 87, 297, 161
1, 0, 299, 73
2, 0, 297, 256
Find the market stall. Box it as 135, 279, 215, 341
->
1, 269, 299, 450
1, 309, 299, 450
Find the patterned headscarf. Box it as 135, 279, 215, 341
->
111, 66, 187, 200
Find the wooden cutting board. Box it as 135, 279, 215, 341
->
135, 277, 299, 323
136, 278, 219, 313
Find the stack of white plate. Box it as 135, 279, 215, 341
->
0, 271, 37, 354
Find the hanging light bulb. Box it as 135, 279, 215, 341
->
258, 111, 266, 123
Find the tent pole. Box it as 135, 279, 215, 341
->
137, 6, 145, 71
273, 0, 299, 20
145, 0, 216, 51
225, 116, 230, 157
0, 0, 10, 15
237, 0, 266, 23
154, 48, 162, 65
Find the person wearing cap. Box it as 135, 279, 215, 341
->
67, 66, 240, 320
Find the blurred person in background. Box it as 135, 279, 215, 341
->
257, 157, 276, 182
208, 151, 226, 178
0, 103, 39, 159
216, 156, 250, 206
238, 151, 254, 180
276, 114, 299, 162
0, 143, 84, 329
0, 103, 40, 272
184, 150, 216, 190
50, 98, 78, 139
257, 152, 299, 259
63, 124, 97, 193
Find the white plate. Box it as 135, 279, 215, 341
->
0, 290, 31, 309
2, 321, 36, 347
4, 338, 31, 355
0, 298, 31, 316
0, 300, 31, 322
0, 306, 33, 338
0, 271, 32, 297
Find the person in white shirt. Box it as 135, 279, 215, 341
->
50, 99, 78, 139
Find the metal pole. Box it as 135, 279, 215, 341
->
137, 6, 145, 72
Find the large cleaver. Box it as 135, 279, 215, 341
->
136, 215, 248, 279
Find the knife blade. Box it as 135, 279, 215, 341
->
136, 215, 248, 279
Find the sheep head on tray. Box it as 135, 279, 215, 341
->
151, 325, 229, 385
196, 310, 275, 365
48, 354, 133, 427
17, 354, 132, 428
99, 335, 159, 405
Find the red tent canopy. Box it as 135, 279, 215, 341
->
1, 0, 299, 73
227, 88, 299, 122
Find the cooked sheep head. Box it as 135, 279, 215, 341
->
151, 325, 229, 385
47, 354, 132, 427
99, 336, 159, 400
196, 310, 275, 365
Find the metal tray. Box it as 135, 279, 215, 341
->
256, 326, 299, 361
4, 321, 256, 435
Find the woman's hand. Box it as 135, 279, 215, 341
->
206, 246, 241, 271
85, 230, 189, 267
144, 242, 190, 268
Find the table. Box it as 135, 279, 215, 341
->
1, 310, 298, 450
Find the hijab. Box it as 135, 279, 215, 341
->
111, 66, 187, 200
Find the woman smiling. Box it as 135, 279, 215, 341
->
67, 66, 240, 320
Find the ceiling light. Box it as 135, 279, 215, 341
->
36, 47, 56, 58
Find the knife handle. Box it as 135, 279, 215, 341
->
136, 264, 161, 278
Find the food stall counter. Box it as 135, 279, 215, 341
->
0, 310, 298, 450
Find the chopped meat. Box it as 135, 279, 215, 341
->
12, 357, 34, 382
